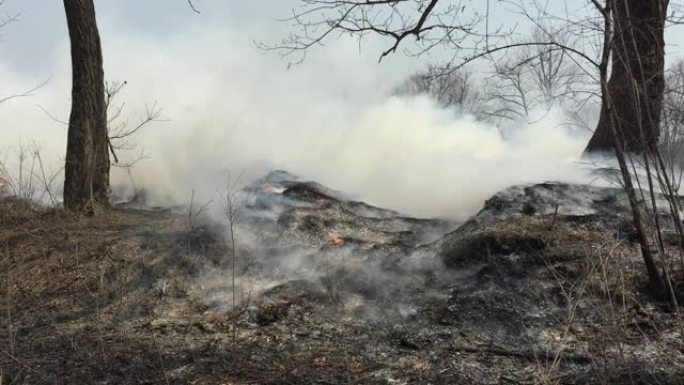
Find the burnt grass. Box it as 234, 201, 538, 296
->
2, 177, 684, 384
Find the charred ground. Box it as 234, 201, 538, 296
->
1, 171, 684, 384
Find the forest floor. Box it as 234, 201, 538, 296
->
2, 173, 684, 384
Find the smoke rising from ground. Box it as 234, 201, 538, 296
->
0, 21, 593, 219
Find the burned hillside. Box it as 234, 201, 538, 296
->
1, 171, 684, 384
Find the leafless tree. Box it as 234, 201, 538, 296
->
275, 0, 673, 153
269, 0, 484, 63
37, 79, 162, 204
585, 0, 669, 154
62, 0, 109, 211
274, 0, 684, 299
105, 80, 165, 203
482, 26, 597, 128
393, 64, 482, 115
396, 27, 595, 132
60, 0, 197, 212
104, 81, 163, 165
660, 59, 684, 189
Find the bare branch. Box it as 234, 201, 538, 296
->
187, 0, 201, 14
0, 0, 19, 31
36, 104, 68, 125
264, 0, 481, 63
103, 80, 166, 165
457, 41, 601, 72
0, 78, 49, 105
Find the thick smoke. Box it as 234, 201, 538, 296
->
0, 20, 592, 219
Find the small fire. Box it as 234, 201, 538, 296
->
329, 234, 345, 246
258, 186, 274, 195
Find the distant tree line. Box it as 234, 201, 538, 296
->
393, 25, 598, 136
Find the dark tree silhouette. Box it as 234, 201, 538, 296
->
585, 0, 668, 154
62, 0, 109, 211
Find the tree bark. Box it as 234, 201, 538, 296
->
585, 0, 668, 154
63, 0, 109, 210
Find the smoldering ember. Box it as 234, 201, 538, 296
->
3, 1, 684, 384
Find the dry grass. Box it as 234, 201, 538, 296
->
1, 199, 684, 384
0, 199, 199, 384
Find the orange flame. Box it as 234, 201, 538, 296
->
329, 234, 345, 246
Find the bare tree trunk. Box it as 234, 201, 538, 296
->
593, 0, 667, 298
585, 0, 668, 154
62, 0, 109, 210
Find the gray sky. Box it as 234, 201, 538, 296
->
0, 1, 295, 72
1, 1, 683, 217
2, 1, 684, 89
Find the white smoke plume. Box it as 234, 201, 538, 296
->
0, 19, 593, 220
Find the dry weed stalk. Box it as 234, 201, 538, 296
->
221, 171, 244, 361
0, 143, 62, 205
186, 189, 212, 262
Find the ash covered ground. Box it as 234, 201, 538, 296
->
2, 171, 684, 384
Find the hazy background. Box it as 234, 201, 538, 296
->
1, 1, 683, 218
